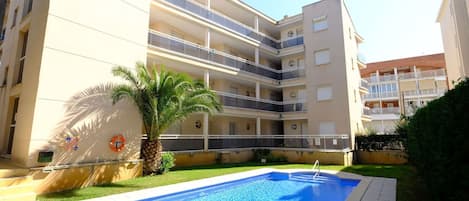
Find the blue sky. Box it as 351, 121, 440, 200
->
242, 0, 444, 62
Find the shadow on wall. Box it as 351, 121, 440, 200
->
32, 83, 142, 194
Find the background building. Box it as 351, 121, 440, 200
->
361, 54, 448, 133
0, 0, 366, 198
437, 0, 469, 88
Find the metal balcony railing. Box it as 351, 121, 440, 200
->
398, 69, 446, 80
281, 36, 304, 49
215, 91, 306, 112
402, 89, 446, 97
159, 134, 350, 151
163, 0, 304, 50
368, 107, 401, 115
364, 91, 399, 99
360, 79, 369, 89
148, 31, 305, 80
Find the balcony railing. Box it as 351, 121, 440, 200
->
216, 91, 306, 112
360, 79, 369, 89
368, 107, 401, 115
363, 107, 371, 116
163, 0, 304, 50
148, 31, 304, 80
402, 89, 446, 97
281, 36, 304, 49
160, 134, 350, 152
364, 91, 399, 100
398, 69, 446, 80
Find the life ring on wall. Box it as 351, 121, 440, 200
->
109, 134, 126, 152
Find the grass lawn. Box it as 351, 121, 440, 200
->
37, 163, 425, 201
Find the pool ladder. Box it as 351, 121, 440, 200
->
312, 160, 320, 179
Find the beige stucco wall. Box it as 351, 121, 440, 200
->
438, 0, 469, 88
0, 0, 151, 167
302, 0, 363, 142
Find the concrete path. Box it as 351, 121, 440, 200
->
361, 177, 397, 201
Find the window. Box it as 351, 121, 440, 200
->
16, 31, 29, 84
315, 49, 330, 65
11, 8, 18, 28
2, 67, 8, 86
313, 16, 328, 32
317, 86, 332, 101
287, 30, 294, 38
319, 122, 336, 134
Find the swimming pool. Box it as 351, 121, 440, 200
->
139, 171, 360, 201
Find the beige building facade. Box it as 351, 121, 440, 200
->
437, 0, 469, 88
361, 54, 448, 133
0, 0, 366, 196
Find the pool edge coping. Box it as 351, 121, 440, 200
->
84, 168, 368, 201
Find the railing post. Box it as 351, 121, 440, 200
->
256, 117, 261, 137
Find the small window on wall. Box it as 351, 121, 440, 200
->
315, 49, 330, 65
287, 30, 294, 38
317, 86, 332, 101
313, 16, 327, 32
319, 122, 336, 134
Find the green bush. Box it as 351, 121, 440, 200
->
159, 152, 175, 174
252, 149, 287, 163
355, 134, 406, 151
406, 78, 469, 201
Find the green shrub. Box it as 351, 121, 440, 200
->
159, 152, 175, 174
252, 149, 287, 163
355, 134, 406, 151
406, 78, 469, 201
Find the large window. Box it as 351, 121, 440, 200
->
16, 31, 28, 84
313, 16, 328, 32
319, 122, 336, 134
315, 49, 330, 65
317, 86, 332, 101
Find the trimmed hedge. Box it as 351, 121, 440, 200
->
406, 78, 469, 201
355, 134, 406, 151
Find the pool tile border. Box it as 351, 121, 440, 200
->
85, 168, 393, 201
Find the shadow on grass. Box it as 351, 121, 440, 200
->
40, 182, 143, 199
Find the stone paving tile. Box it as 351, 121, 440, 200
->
361, 177, 397, 201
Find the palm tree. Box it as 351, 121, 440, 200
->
111, 63, 221, 175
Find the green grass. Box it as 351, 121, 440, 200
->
37, 163, 424, 201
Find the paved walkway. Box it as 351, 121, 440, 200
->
361, 177, 397, 201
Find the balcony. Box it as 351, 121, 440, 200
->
216, 91, 306, 113
398, 69, 446, 80
359, 79, 369, 94
402, 89, 446, 98
148, 31, 305, 80
280, 36, 304, 49
364, 91, 399, 100
160, 134, 350, 152
368, 107, 401, 115
362, 107, 372, 121
162, 0, 304, 50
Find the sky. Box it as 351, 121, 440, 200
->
242, 0, 444, 63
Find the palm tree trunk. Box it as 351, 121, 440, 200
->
141, 139, 163, 175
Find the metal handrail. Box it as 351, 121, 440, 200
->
312, 160, 320, 179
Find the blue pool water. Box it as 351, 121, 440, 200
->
139, 172, 360, 201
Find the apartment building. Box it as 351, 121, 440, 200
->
361, 54, 448, 133
437, 0, 469, 88
0, 0, 366, 194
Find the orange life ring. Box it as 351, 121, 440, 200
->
109, 135, 126, 152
